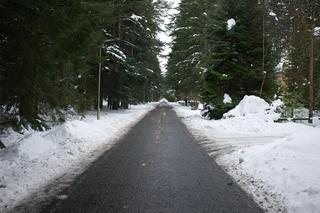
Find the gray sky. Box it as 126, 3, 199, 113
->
157, 0, 180, 73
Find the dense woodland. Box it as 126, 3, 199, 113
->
0, 0, 165, 130
1, 0, 320, 132
166, 0, 320, 119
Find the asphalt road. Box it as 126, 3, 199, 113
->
42, 104, 262, 213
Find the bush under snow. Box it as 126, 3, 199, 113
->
223, 95, 282, 121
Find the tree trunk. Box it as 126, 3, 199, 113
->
99, 95, 103, 110
20, 57, 39, 120
112, 99, 119, 110
308, 28, 314, 123
108, 96, 113, 109
121, 99, 129, 109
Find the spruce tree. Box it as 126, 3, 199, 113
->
0, 0, 164, 130
166, 0, 209, 103
202, 0, 276, 119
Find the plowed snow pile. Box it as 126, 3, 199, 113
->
174, 95, 320, 213
219, 128, 320, 213
0, 104, 156, 212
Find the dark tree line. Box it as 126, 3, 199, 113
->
0, 0, 165, 130
268, 0, 320, 120
166, 0, 320, 120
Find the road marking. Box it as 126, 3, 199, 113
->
154, 129, 161, 143
155, 133, 160, 141
154, 111, 165, 143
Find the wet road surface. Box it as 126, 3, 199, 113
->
42, 104, 262, 213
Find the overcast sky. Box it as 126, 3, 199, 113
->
157, 0, 180, 73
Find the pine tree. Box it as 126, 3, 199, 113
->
0, 0, 164, 130
201, 0, 276, 119
100, 0, 163, 109
166, 0, 209, 104
268, 0, 320, 120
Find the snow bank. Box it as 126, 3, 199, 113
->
0, 128, 25, 148
220, 128, 320, 213
175, 95, 307, 137
0, 103, 156, 212
172, 95, 320, 212
224, 95, 281, 121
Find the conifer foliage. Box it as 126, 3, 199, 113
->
166, 0, 209, 103
0, 0, 164, 129
166, 0, 277, 119
268, 0, 320, 121
202, 0, 276, 118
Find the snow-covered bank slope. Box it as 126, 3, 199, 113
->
173, 96, 320, 213
0, 103, 156, 212
174, 99, 310, 153
219, 129, 320, 213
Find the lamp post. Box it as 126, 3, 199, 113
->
97, 46, 102, 120
259, 0, 266, 97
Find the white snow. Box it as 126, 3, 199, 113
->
146, 68, 154, 73
130, 13, 143, 22
269, 11, 279, 21
223, 95, 281, 121
269, 11, 277, 16
223, 93, 232, 104
227, 18, 236, 30
276, 57, 289, 72
222, 73, 229, 78
314, 27, 320, 36
220, 129, 320, 213
172, 95, 320, 212
0, 103, 156, 212
106, 45, 127, 62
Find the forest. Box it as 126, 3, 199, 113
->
1, 0, 320, 131
0, 0, 165, 131
166, 0, 320, 120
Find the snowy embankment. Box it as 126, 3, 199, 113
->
173, 96, 320, 213
0, 103, 156, 212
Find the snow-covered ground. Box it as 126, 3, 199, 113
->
0, 103, 156, 212
173, 96, 320, 213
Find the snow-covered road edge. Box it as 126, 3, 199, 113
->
172, 101, 320, 213
172, 104, 287, 212
218, 128, 320, 213
216, 157, 287, 212
0, 103, 156, 212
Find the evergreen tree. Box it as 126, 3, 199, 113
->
201, 0, 276, 119
268, 0, 320, 120
166, 0, 209, 103
0, 0, 101, 128
0, 0, 164, 130
100, 0, 163, 109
